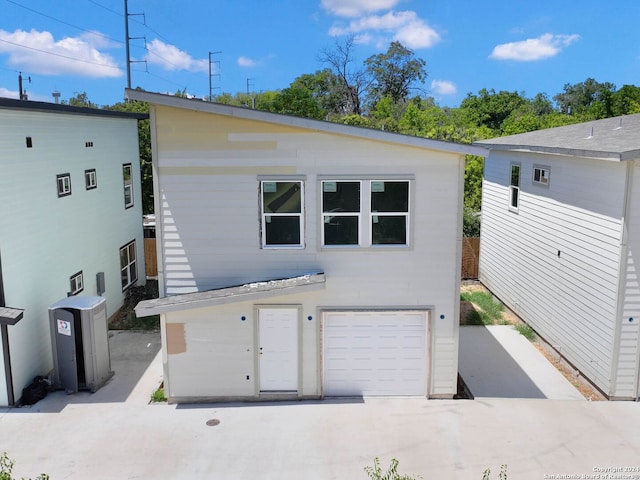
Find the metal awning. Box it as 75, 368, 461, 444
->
0, 307, 24, 326
135, 272, 326, 317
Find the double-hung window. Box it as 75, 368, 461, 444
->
123, 164, 133, 208
322, 181, 361, 246
69, 271, 84, 295
57, 173, 71, 197
533, 165, 550, 186
261, 180, 304, 248
371, 181, 409, 245
509, 164, 520, 211
85, 169, 97, 190
321, 179, 411, 247
120, 240, 138, 290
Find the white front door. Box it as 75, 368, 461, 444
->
258, 308, 298, 392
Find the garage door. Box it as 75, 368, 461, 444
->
323, 310, 428, 396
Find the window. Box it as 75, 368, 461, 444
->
120, 241, 137, 290
509, 164, 520, 210
85, 169, 97, 190
26, 137, 32, 148
322, 181, 361, 246
371, 181, 409, 245
533, 165, 550, 186
123, 163, 133, 208
56, 173, 71, 197
261, 180, 304, 248
69, 271, 84, 295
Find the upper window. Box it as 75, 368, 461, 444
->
322, 181, 361, 246
371, 181, 409, 245
321, 179, 410, 247
120, 240, 138, 290
509, 164, 520, 211
533, 165, 550, 186
261, 181, 304, 248
69, 271, 84, 295
85, 169, 97, 190
57, 173, 71, 197
123, 164, 133, 208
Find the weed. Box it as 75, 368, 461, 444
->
460, 290, 504, 325
483, 464, 507, 479
514, 323, 536, 341
150, 386, 167, 403
364, 458, 420, 480
110, 281, 160, 331
0, 452, 49, 480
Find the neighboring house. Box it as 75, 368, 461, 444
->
130, 89, 487, 403
476, 114, 640, 400
0, 98, 146, 406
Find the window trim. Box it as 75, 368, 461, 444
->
69, 271, 84, 296
123, 163, 134, 209
369, 180, 410, 247
56, 173, 72, 197
260, 180, 305, 249
120, 240, 138, 291
532, 165, 550, 187
85, 168, 97, 190
509, 163, 521, 212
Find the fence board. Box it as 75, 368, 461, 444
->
462, 237, 480, 279
144, 238, 158, 278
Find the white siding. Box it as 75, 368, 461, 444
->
152, 105, 464, 398
0, 108, 144, 405
480, 151, 626, 395
615, 161, 640, 398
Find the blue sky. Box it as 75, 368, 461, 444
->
1, 0, 639, 108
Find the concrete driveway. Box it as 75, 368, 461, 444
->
1, 330, 639, 480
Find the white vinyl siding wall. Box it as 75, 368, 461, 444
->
480, 151, 627, 395
152, 105, 465, 398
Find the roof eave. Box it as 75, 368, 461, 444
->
135, 272, 326, 316
475, 143, 632, 162
125, 89, 487, 157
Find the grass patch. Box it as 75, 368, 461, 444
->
460, 290, 504, 325
514, 323, 536, 341
150, 385, 167, 403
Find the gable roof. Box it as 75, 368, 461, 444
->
0, 97, 148, 121
475, 114, 640, 162
125, 89, 487, 157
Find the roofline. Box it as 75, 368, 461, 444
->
135, 272, 326, 316
126, 89, 487, 157
474, 142, 640, 162
0, 97, 148, 121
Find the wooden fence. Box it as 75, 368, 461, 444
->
461, 237, 480, 280
143, 236, 481, 280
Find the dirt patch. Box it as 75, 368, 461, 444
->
109, 280, 160, 331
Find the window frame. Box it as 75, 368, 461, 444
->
123, 163, 134, 209
69, 271, 84, 295
532, 165, 550, 187
120, 240, 138, 291
321, 180, 362, 247
56, 173, 72, 197
85, 168, 97, 190
509, 163, 521, 212
260, 180, 305, 249
319, 178, 412, 248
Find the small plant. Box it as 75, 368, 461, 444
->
150, 385, 167, 403
364, 457, 420, 480
460, 290, 504, 325
514, 323, 535, 341
482, 464, 507, 480
0, 452, 49, 480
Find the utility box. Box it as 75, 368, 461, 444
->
49, 296, 114, 393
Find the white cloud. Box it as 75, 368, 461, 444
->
329, 11, 441, 49
431, 80, 457, 95
145, 39, 208, 72
0, 87, 18, 99
237, 56, 258, 67
0, 29, 122, 78
490, 33, 580, 61
321, 0, 401, 17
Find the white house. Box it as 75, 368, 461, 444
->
476, 114, 640, 400
130, 89, 487, 403
0, 98, 146, 406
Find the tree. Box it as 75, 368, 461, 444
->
553, 78, 616, 117
460, 89, 528, 133
318, 35, 368, 115
364, 41, 427, 106
61, 91, 97, 108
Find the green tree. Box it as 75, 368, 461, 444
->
610, 84, 640, 115
364, 41, 427, 106
553, 78, 616, 117
460, 89, 528, 133
62, 91, 97, 108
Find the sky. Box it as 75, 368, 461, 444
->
1, 0, 639, 108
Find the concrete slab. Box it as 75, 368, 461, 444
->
459, 325, 585, 400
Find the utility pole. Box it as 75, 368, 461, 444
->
208, 51, 221, 101
124, 0, 147, 89
246, 78, 255, 109
18, 72, 30, 100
